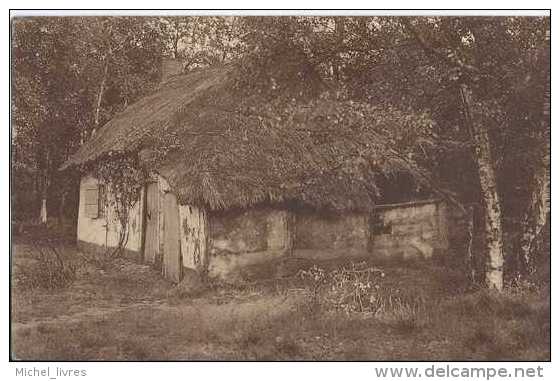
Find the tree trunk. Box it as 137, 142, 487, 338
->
333, 17, 344, 83
460, 84, 505, 291
465, 205, 476, 283
517, 90, 549, 276
39, 169, 48, 224
516, 30, 550, 276
517, 155, 549, 275
38, 149, 50, 225
40, 197, 47, 224
58, 190, 66, 227
173, 29, 180, 59
92, 57, 109, 137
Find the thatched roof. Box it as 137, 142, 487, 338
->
62, 65, 430, 212
61, 66, 229, 170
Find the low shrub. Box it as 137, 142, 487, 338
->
14, 243, 82, 290
298, 262, 418, 313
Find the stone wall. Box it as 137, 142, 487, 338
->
202, 200, 465, 279
210, 208, 269, 256
446, 204, 471, 253
293, 212, 368, 260
368, 200, 450, 259
291, 201, 455, 261
206, 208, 293, 279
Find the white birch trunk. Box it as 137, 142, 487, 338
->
517, 30, 550, 276
92, 58, 109, 137
465, 205, 475, 283
518, 142, 549, 275
40, 198, 48, 224
460, 84, 504, 291
39, 151, 50, 225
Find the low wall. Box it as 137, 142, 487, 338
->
293, 212, 368, 260
368, 200, 450, 259
446, 204, 471, 252
203, 199, 464, 280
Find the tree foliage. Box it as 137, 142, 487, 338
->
12, 16, 165, 220
159, 16, 242, 70
12, 15, 550, 284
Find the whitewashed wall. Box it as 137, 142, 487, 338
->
179, 204, 209, 272
77, 174, 144, 254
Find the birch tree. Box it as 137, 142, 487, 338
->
232, 17, 550, 290
515, 29, 550, 276
400, 16, 549, 287
12, 17, 164, 223
458, 84, 504, 289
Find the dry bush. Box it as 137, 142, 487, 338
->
14, 241, 82, 290
298, 261, 388, 314
298, 261, 431, 333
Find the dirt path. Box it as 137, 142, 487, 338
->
12, 299, 171, 332
12, 290, 300, 333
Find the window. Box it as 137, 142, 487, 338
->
84, 184, 105, 219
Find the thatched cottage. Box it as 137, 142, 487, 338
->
62, 63, 465, 283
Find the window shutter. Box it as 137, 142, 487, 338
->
98, 184, 106, 217
85, 187, 99, 218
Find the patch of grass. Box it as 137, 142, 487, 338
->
424, 288, 550, 360
12, 285, 549, 360
11, 245, 550, 361
377, 297, 427, 334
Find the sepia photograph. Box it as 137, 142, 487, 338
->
10, 10, 550, 362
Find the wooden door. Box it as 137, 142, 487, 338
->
163, 192, 182, 283
144, 182, 159, 264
